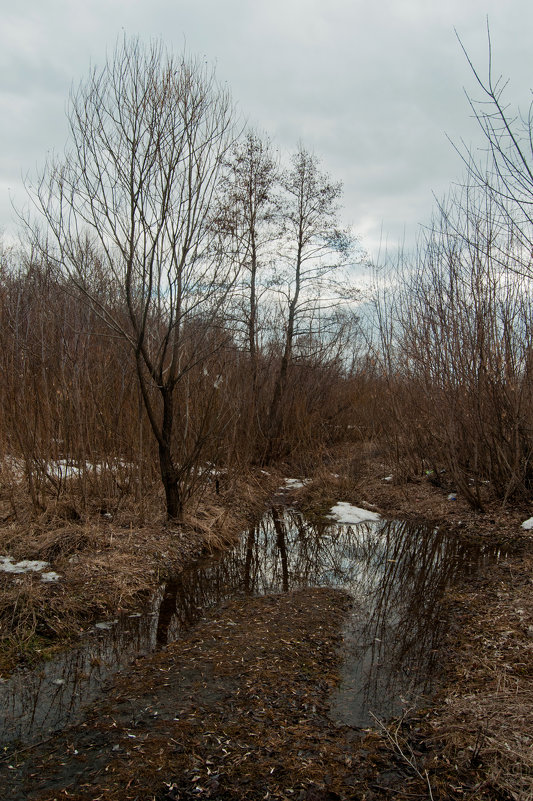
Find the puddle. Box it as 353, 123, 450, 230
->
327, 519, 504, 727
0, 508, 504, 742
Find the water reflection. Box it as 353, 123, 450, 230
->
0, 599, 162, 744
0, 510, 502, 742
326, 519, 500, 727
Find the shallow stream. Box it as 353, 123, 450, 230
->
0, 508, 503, 742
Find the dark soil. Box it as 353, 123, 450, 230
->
1, 587, 412, 801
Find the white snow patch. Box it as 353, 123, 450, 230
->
0, 556, 49, 573
0, 555, 62, 582
41, 571, 61, 582
521, 517, 533, 530
328, 502, 380, 525
1, 456, 134, 486
282, 478, 310, 490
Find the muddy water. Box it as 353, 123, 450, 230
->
0, 510, 502, 742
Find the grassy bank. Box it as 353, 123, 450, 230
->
0, 468, 280, 674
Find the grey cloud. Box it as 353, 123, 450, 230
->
2, 0, 533, 255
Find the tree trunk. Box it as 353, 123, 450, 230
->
263, 242, 302, 464
159, 441, 183, 520
158, 386, 183, 520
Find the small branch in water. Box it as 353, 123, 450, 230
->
370, 710, 435, 801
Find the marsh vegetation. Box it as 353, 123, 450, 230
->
1, 34, 533, 800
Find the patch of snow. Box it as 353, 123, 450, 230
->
0, 556, 51, 574
328, 502, 380, 525
282, 478, 310, 490
0, 556, 62, 582
41, 572, 61, 582
1, 455, 134, 486
521, 517, 533, 530
16, 559, 50, 571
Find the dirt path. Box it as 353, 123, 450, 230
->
1, 587, 417, 801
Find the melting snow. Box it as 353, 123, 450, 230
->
521, 517, 533, 530
0, 556, 49, 573
328, 502, 380, 525
41, 572, 61, 582
0, 555, 61, 582
282, 478, 310, 490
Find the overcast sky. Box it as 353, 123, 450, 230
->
1, 0, 533, 259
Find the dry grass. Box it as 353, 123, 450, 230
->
0, 467, 281, 674
419, 552, 533, 800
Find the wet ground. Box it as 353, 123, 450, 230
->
0, 507, 509, 799
1, 508, 502, 745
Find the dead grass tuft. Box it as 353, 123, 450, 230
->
413, 552, 533, 800
0, 468, 279, 674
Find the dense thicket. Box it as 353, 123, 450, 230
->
0, 237, 363, 516
367, 43, 533, 508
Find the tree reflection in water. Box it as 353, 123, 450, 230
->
1, 509, 502, 742
154, 509, 502, 727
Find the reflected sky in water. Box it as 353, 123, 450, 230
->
0, 509, 502, 741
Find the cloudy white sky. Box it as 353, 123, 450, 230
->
1, 0, 533, 258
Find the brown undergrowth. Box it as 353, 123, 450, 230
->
294, 443, 532, 545
421, 551, 533, 800
0, 468, 281, 674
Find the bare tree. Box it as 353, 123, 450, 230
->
28, 38, 237, 519
371, 181, 533, 507
455, 24, 533, 276
264, 146, 356, 463
215, 131, 279, 421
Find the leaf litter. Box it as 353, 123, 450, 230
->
0, 587, 412, 800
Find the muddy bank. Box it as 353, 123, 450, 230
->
0, 470, 279, 674
418, 549, 533, 799
2, 587, 404, 801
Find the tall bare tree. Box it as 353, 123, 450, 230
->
28, 38, 237, 519
455, 25, 533, 276
264, 146, 356, 462
216, 132, 279, 407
